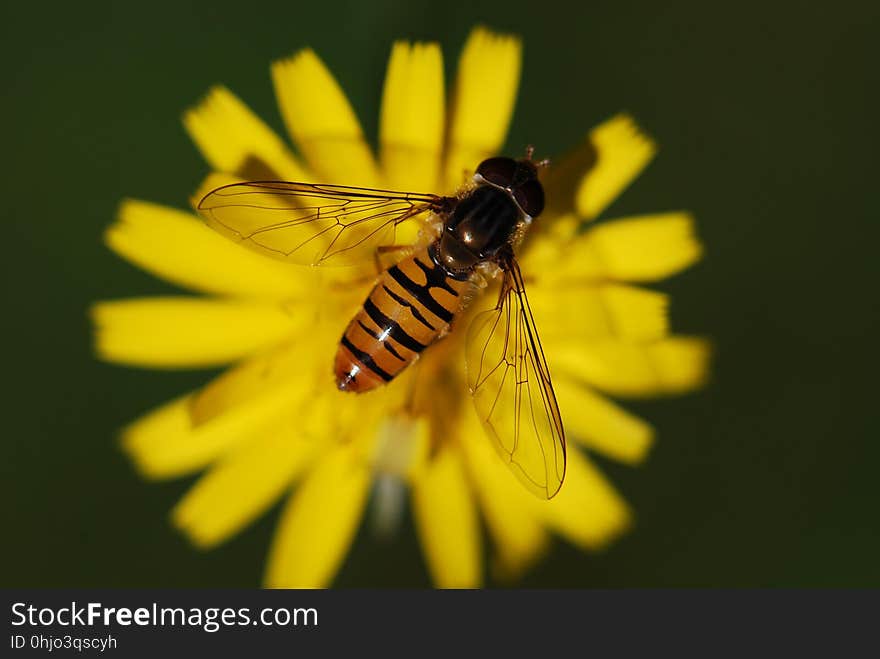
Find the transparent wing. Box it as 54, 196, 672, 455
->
197, 181, 444, 266
465, 254, 567, 499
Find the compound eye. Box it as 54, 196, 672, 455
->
476, 157, 517, 188
513, 179, 545, 218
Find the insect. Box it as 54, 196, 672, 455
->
197, 151, 566, 498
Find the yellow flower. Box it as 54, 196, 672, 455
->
93, 27, 709, 587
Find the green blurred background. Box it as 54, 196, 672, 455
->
2, 0, 877, 587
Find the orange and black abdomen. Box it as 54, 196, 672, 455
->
335, 246, 472, 393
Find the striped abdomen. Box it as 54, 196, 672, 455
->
335, 246, 472, 393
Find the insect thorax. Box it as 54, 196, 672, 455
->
433, 185, 522, 276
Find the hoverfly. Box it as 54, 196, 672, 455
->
197, 150, 566, 498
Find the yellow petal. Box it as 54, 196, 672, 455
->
272, 49, 380, 186
531, 448, 631, 549
549, 211, 703, 283
105, 199, 304, 299
530, 282, 669, 342
189, 340, 304, 425
379, 41, 445, 191
444, 27, 521, 191
190, 171, 241, 205
576, 114, 656, 220
554, 376, 654, 464
188, 327, 370, 435
590, 212, 703, 281
121, 380, 307, 479
172, 424, 319, 548
518, 212, 581, 272
92, 297, 304, 369
183, 86, 308, 180
459, 423, 549, 580
411, 445, 482, 588
371, 415, 431, 481
553, 336, 712, 397
264, 442, 371, 588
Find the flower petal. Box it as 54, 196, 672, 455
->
371, 415, 431, 480
188, 341, 304, 426
411, 446, 482, 588
183, 86, 308, 180
518, 213, 580, 270
531, 448, 631, 550
187, 323, 373, 432
264, 442, 371, 588
121, 380, 307, 479
444, 28, 521, 191
379, 41, 445, 191
575, 114, 656, 220
459, 424, 549, 580
530, 282, 669, 342
172, 425, 319, 548
272, 49, 380, 186
105, 199, 304, 299
553, 336, 712, 397
554, 376, 654, 464
92, 297, 303, 368
547, 212, 703, 283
